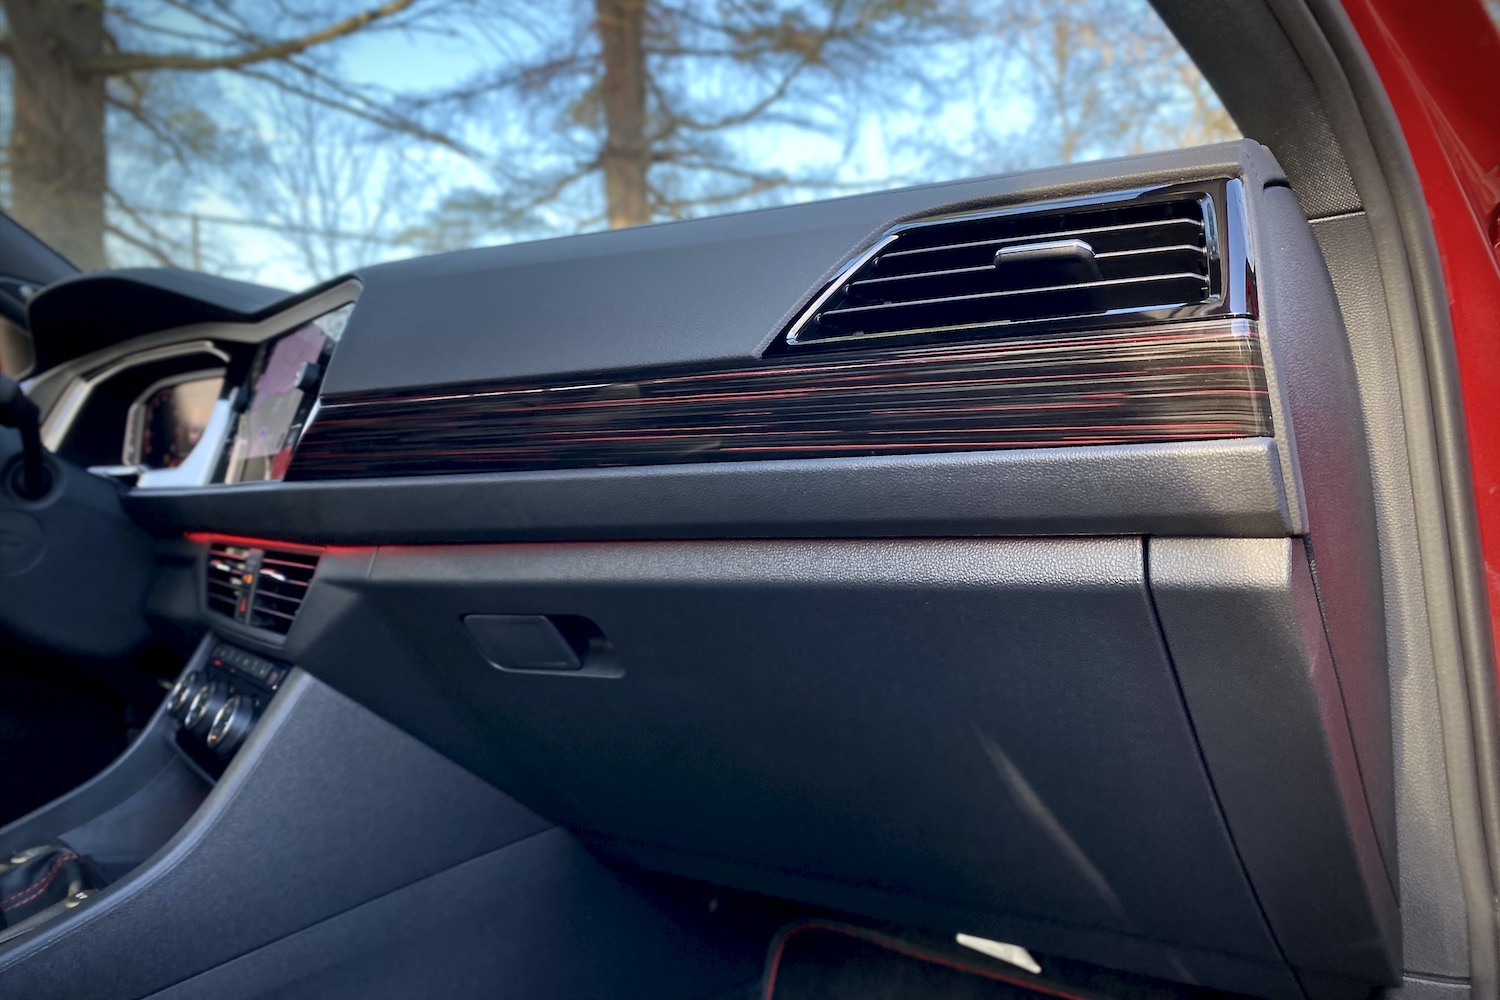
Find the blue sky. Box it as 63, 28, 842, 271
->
104, 0, 1236, 290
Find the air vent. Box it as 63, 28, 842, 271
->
248, 549, 320, 635
203, 542, 320, 636
787, 190, 1226, 348
206, 543, 251, 619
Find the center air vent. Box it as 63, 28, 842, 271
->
786, 188, 1231, 348
204, 541, 320, 636
206, 543, 250, 619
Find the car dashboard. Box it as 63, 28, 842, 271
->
0, 140, 1412, 1000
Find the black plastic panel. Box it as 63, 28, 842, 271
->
0, 637, 216, 873
286, 537, 1298, 996
1257, 185, 1396, 890
126, 437, 1295, 543
1150, 537, 1399, 987
25, 269, 285, 374
1312, 211, 1470, 979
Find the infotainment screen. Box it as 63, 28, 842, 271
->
219, 304, 352, 484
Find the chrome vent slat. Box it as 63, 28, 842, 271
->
785, 190, 1226, 349
850, 261, 997, 289
819, 272, 1213, 338
1096, 243, 1209, 260
846, 256, 1210, 303
832, 271, 1213, 312
875, 217, 1205, 271
257, 574, 311, 589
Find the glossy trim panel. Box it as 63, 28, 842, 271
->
289, 319, 1272, 481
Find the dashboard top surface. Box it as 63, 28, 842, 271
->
26, 269, 291, 373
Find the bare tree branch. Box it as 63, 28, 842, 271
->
234, 64, 483, 160
106, 188, 188, 266
106, 95, 200, 164
81, 0, 421, 75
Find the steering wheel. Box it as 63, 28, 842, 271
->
0, 375, 154, 658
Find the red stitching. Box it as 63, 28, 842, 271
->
0, 854, 73, 905
761, 920, 1092, 1000
0, 853, 78, 912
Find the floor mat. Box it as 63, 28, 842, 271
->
761, 922, 1100, 1000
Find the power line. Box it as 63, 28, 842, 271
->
122, 203, 416, 248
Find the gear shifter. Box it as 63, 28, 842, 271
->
0, 373, 49, 499
0, 843, 95, 931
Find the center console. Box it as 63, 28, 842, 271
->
0, 632, 774, 1000
0, 632, 300, 945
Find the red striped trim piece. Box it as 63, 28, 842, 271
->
287, 319, 1272, 481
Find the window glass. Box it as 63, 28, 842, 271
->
0, 0, 1237, 289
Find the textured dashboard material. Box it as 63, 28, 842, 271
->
289, 320, 1270, 480
125, 438, 1295, 544
288, 536, 1301, 997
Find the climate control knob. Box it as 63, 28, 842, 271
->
165, 672, 201, 720
183, 681, 228, 734
206, 695, 256, 757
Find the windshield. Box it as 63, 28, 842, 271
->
0, 0, 1237, 290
